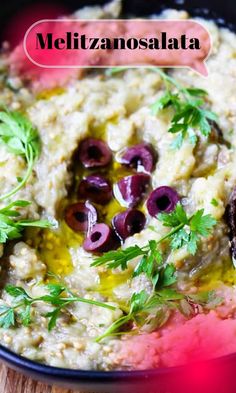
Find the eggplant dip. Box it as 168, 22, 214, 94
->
0, 0, 236, 370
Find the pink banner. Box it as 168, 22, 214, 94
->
23, 19, 211, 76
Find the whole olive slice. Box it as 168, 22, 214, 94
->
83, 223, 120, 253
78, 174, 112, 205
147, 186, 179, 217
65, 201, 97, 232
120, 143, 157, 172
113, 209, 146, 240
115, 174, 151, 208
78, 138, 112, 168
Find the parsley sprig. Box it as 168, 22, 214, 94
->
96, 287, 220, 342
92, 203, 217, 341
0, 200, 53, 243
0, 109, 41, 201
96, 289, 179, 342
92, 203, 217, 282
0, 109, 53, 241
0, 277, 116, 331
157, 202, 217, 255
151, 68, 218, 148
105, 67, 217, 148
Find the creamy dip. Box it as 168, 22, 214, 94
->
0, 0, 236, 371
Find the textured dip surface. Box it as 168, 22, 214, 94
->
0, 1, 236, 371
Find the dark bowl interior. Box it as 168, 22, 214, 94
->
1, 0, 236, 44
0, 0, 236, 392
1, 0, 236, 25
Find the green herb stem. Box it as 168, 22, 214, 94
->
0, 144, 34, 202
156, 221, 186, 244
41, 296, 116, 311
152, 68, 186, 94
0, 280, 117, 331
0, 109, 41, 201
96, 315, 131, 342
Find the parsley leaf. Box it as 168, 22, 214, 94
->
0, 200, 53, 244
92, 204, 216, 288
190, 209, 217, 237
158, 202, 188, 227
185, 87, 208, 97
158, 203, 216, 255
151, 68, 218, 148
96, 286, 219, 342
91, 245, 146, 270
0, 109, 41, 201
158, 264, 177, 287
5, 284, 31, 300
151, 91, 180, 115
19, 305, 31, 327
0, 277, 117, 331
105, 67, 218, 148
129, 290, 149, 314
168, 101, 217, 147
0, 306, 15, 329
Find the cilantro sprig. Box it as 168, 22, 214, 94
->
0, 277, 116, 331
0, 109, 41, 201
0, 200, 53, 243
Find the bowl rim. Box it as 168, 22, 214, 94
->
1, 343, 236, 382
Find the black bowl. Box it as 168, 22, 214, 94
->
0, 1, 236, 392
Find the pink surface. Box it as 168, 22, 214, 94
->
117, 310, 236, 370
24, 20, 210, 74
9, 19, 210, 90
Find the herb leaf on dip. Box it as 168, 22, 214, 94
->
92, 204, 217, 275
0, 200, 53, 243
0, 109, 40, 201
0, 278, 117, 331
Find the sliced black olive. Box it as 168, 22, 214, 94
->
147, 186, 179, 217
115, 174, 151, 208
78, 138, 112, 168
83, 223, 120, 253
120, 143, 157, 172
113, 209, 146, 240
225, 187, 236, 265
78, 174, 112, 205
65, 201, 97, 232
